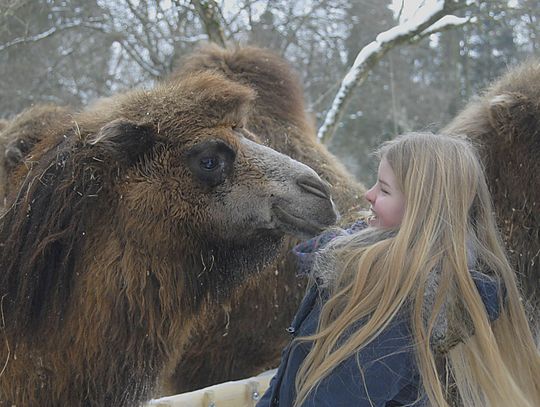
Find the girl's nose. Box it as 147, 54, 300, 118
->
364, 187, 375, 204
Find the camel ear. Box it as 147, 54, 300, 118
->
488, 92, 532, 144
88, 118, 155, 165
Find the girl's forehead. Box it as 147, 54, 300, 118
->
378, 157, 394, 177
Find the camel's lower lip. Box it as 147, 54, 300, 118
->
272, 205, 328, 238
366, 210, 377, 226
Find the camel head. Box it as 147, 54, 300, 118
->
86, 72, 337, 249
0, 71, 338, 334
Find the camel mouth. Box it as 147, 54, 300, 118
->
272, 204, 336, 239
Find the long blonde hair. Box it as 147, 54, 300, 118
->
294, 133, 540, 406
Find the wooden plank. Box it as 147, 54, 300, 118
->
147, 370, 276, 407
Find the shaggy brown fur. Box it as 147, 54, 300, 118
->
442, 60, 540, 325
0, 104, 72, 207
2, 104, 72, 169
168, 45, 364, 218
165, 45, 367, 393
0, 71, 338, 406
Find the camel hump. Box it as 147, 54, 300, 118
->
484, 59, 540, 144
170, 44, 311, 137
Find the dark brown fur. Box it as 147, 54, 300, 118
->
0, 104, 73, 206
2, 104, 72, 169
443, 60, 540, 324
165, 45, 367, 393
0, 71, 337, 406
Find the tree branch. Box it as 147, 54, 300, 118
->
80, 20, 165, 78
0, 18, 104, 53
191, 0, 227, 47
317, 0, 470, 144
116, 40, 164, 78
123, 0, 165, 70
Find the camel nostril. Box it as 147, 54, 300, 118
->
296, 175, 331, 200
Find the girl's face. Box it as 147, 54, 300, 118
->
364, 157, 405, 228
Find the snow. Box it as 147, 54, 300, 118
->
317, 1, 471, 141
425, 15, 473, 33
390, 0, 455, 23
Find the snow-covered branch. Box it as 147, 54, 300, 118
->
0, 19, 105, 53
418, 14, 474, 39
317, 0, 471, 144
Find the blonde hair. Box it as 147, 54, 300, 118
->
294, 133, 540, 406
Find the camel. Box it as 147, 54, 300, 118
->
0, 70, 337, 406
442, 59, 540, 331
164, 45, 367, 393
0, 45, 367, 396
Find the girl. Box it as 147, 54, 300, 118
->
257, 132, 540, 406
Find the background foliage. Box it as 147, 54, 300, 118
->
1, 0, 538, 182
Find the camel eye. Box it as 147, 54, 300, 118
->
200, 156, 220, 171
186, 139, 235, 188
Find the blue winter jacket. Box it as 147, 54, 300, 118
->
257, 222, 503, 407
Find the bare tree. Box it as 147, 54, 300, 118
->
317, 0, 473, 144
0, 0, 113, 115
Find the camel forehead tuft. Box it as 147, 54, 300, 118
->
73, 71, 257, 149
141, 72, 256, 131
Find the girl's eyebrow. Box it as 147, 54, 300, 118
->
379, 179, 391, 187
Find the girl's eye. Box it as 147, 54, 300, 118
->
381, 188, 389, 194
200, 156, 219, 171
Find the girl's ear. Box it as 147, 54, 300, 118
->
87, 118, 155, 166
